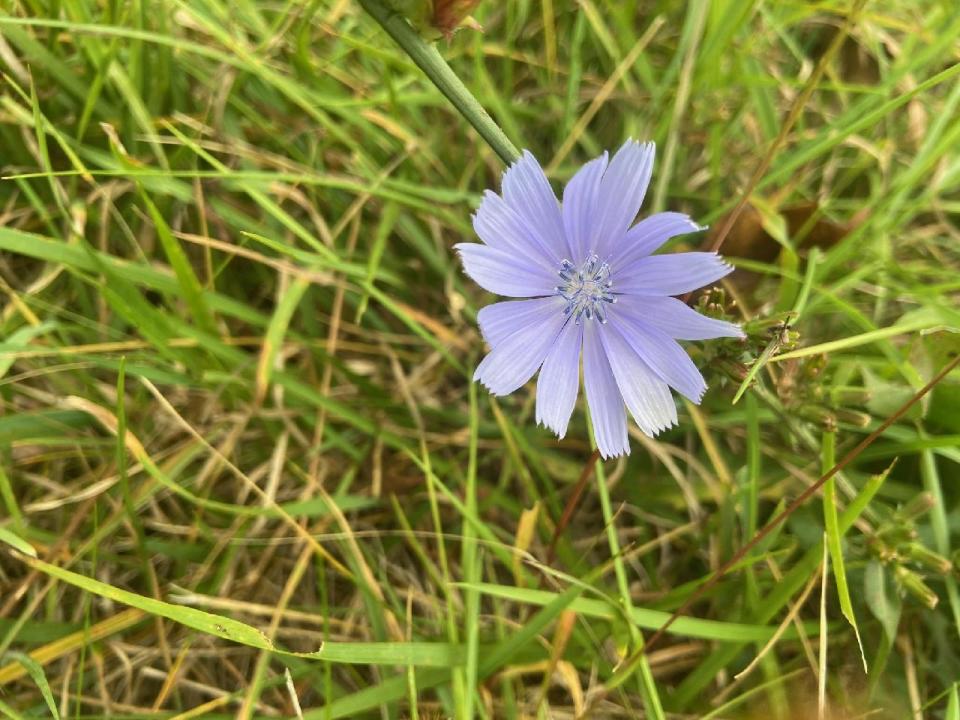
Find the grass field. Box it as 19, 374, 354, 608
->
1, 0, 960, 717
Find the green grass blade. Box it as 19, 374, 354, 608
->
0, 652, 59, 720
6, 554, 477, 667
822, 430, 866, 671
255, 276, 310, 402
139, 188, 219, 336
0, 528, 37, 558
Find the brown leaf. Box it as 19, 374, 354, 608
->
711, 202, 866, 291
712, 201, 865, 263
710, 204, 777, 264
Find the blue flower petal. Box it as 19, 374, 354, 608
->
609, 212, 702, 270
582, 321, 629, 458
501, 151, 570, 261
473, 297, 567, 396
474, 190, 557, 271
561, 152, 608, 263
592, 140, 655, 259
536, 319, 582, 438
455, 243, 558, 297
618, 296, 743, 340
598, 320, 678, 439
610, 311, 707, 403
477, 298, 565, 347
613, 252, 733, 296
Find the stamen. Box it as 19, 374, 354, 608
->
555, 255, 615, 324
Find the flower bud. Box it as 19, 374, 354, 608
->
896, 492, 936, 522
715, 358, 749, 383
895, 565, 939, 609
796, 404, 837, 432
905, 544, 952, 574
833, 407, 872, 427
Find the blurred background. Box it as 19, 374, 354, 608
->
1, 1, 959, 718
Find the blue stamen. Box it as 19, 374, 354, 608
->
556, 255, 614, 324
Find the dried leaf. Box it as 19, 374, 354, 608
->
715, 202, 866, 296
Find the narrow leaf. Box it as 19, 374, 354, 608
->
0, 527, 37, 557
1, 652, 59, 719
139, 188, 218, 335
864, 560, 901, 642
822, 431, 867, 671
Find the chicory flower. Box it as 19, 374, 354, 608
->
456, 140, 743, 458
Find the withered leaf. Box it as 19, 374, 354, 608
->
712, 201, 865, 263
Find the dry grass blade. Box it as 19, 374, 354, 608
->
734, 558, 822, 682
0, 609, 145, 685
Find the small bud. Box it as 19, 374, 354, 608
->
895, 565, 939, 609
833, 408, 872, 427
715, 358, 749, 383
905, 544, 952, 574
796, 404, 837, 432
897, 492, 936, 522
875, 524, 918, 546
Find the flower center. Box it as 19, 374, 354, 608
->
556, 255, 615, 323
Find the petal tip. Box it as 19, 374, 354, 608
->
598, 443, 630, 460
538, 418, 567, 441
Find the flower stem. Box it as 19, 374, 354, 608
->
357, 0, 521, 165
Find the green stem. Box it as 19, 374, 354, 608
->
357, 0, 521, 165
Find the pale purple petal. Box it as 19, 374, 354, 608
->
608, 212, 703, 270
562, 152, 608, 263
501, 151, 570, 261
617, 296, 743, 340
536, 319, 582, 438
582, 322, 629, 458
455, 243, 557, 297
613, 252, 733, 296
477, 297, 565, 348
474, 298, 568, 395
591, 140, 655, 259
610, 311, 707, 403
598, 321, 678, 437
474, 190, 556, 271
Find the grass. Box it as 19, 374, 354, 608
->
0, 0, 959, 717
